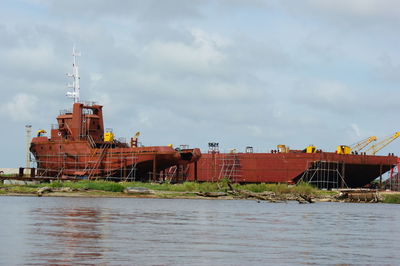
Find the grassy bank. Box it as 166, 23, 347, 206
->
382, 194, 400, 204
6, 180, 400, 203
49, 180, 125, 192
2, 180, 399, 203
0, 179, 321, 196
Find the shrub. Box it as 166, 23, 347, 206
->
383, 194, 400, 204
293, 182, 317, 195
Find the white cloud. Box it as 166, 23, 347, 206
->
350, 123, 361, 138
143, 28, 229, 75
293, 80, 357, 113
247, 125, 263, 137
304, 0, 400, 20
190, 28, 231, 48
89, 72, 103, 89
282, 0, 400, 30
138, 112, 153, 128
1, 93, 38, 121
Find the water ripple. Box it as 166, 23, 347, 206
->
0, 198, 399, 265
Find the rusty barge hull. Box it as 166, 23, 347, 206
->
186, 152, 397, 188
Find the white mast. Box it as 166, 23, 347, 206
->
25, 125, 32, 168
66, 46, 81, 103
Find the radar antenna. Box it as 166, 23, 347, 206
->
66, 46, 81, 103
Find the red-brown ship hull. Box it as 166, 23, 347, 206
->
31, 138, 201, 180
186, 152, 397, 188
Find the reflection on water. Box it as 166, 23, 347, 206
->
29, 207, 107, 265
0, 197, 399, 265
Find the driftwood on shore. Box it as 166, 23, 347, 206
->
37, 186, 52, 196
297, 194, 314, 204
124, 187, 154, 195
36, 187, 76, 196
195, 192, 228, 197
229, 189, 284, 202
194, 183, 314, 203
336, 190, 381, 203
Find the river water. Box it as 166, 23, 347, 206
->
0, 197, 399, 265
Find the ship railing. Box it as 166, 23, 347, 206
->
79, 100, 97, 106
82, 108, 93, 115
117, 137, 127, 145
59, 109, 72, 115
51, 124, 59, 130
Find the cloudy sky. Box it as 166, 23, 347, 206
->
1, 0, 400, 167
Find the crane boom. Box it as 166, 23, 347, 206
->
350, 136, 377, 152
364, 132, 400, 155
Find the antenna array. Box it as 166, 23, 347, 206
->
66, 46, 81, 103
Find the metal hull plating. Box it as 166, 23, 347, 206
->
31, 140, 200, 180
186, 152, 397, 188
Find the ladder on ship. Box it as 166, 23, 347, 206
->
162, 164, 190, 183
124, 159, 138, 181
87, 135, 96, 148
164, 166, 177, 182
218, 153, 241, 182
83, 142, 111, 179
55, 166, 65, 180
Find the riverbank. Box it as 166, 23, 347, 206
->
1, 180, 399, 203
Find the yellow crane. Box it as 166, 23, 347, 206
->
350, 136, 377, 153
364, 132, 400, 155
337, 136, 377, 154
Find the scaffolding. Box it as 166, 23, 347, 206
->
218, 153, 241, 182
387, 159, 400, 191
298, 161, 348, 189
31, 142, 139, 181
157, 144, 193, 183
